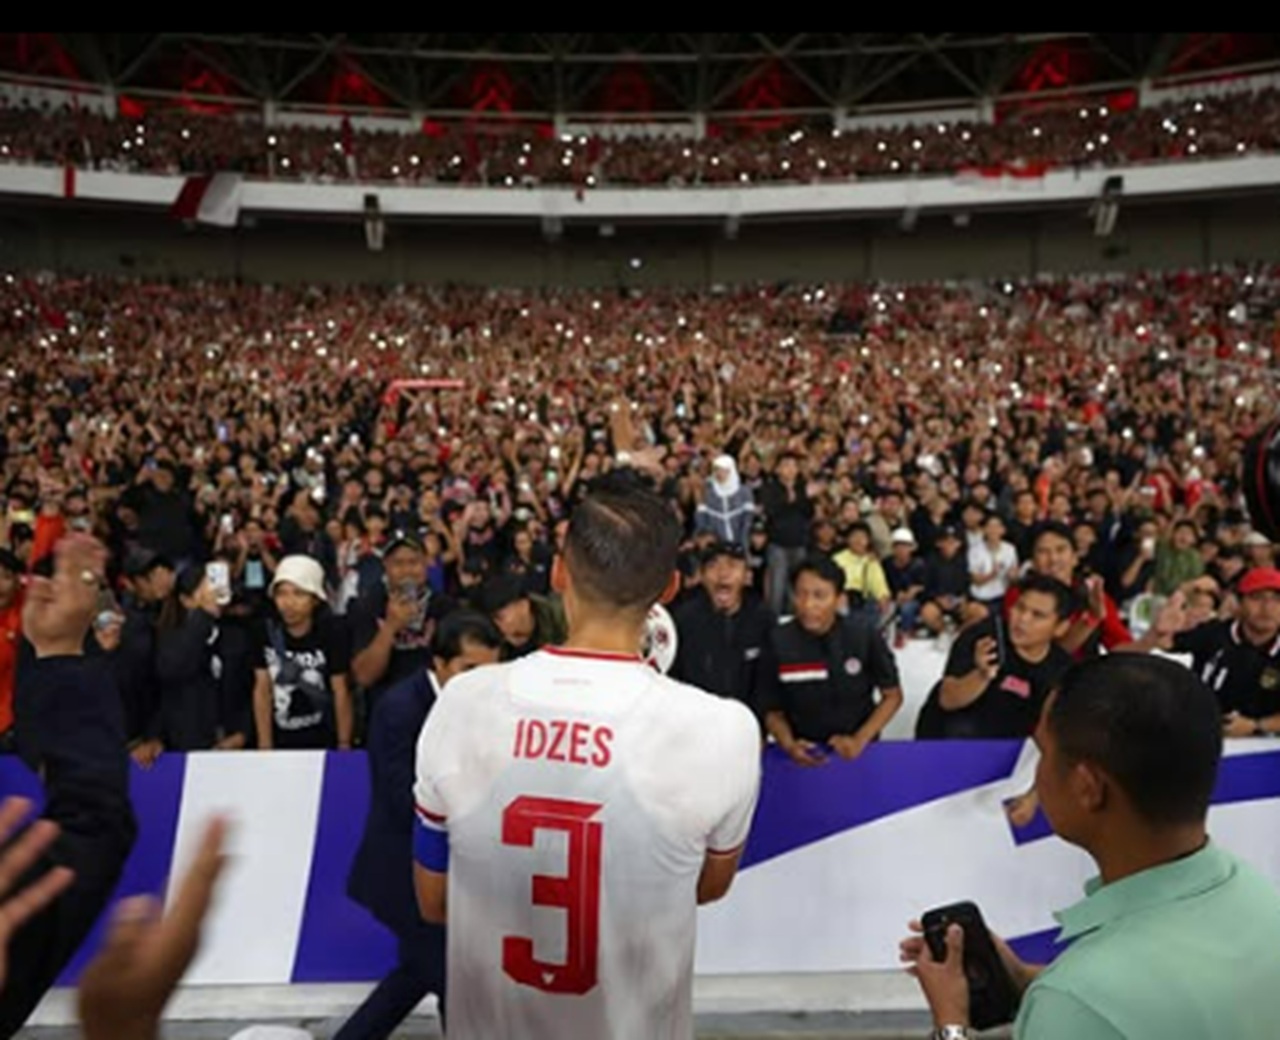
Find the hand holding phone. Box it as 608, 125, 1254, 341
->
921, 902, 1019, 1030
974, 636, 1000, 681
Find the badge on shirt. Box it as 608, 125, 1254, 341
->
1000, 675, 1032, 700
744, 647, 761, 661
1262, 668, 1280, 691
844, 657, 862, 677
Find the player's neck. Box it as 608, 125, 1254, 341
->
563, 616, 645, 658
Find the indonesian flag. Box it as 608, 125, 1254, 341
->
170, 173, 244, 227
954, 161, 1049, 188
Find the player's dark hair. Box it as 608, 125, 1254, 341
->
791, 554, 845, 594
564, 482, 679, 614
432, 610, 502, 664
1047, 655, 1222, 826
1015, 573, 1077, 619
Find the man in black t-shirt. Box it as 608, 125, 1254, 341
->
1129, 567, 1280, 734
350, 530, 456, 723
917, 573, 1075, 740
759, 556, 903, 764
919, 525, 970, 635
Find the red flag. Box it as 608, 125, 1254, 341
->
62, 164, 76, 198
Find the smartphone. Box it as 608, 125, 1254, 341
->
206, 561, 232, 606
220, 513, 235, 536
1141, 536, 1156, 555
94, 587, 122, 631
991, 614, 1007, 671
921, 901, 1019, 1030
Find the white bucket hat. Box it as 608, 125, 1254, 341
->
269, 555, 327, 599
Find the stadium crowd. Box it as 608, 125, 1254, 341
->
0, 263, 1278, 765
3, 88, 1280, 187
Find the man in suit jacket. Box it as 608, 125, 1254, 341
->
340, 611, 501, 1040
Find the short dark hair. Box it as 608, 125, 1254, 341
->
432, 610, 502, 664
791, 554, 844, 594
476, 574, 529, 616
1016, 573, 1077, 619
845, 521, 872, 539
1048, 656, 1222, 827
1031, 521, 1076, 552
563, 482, 679, 614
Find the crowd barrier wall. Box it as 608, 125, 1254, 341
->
1, 735, 1276, 993
4, 153, 1280, 222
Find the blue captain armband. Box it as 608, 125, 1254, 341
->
414, 807, 450, 872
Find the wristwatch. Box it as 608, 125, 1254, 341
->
933, 1027, 976, 1040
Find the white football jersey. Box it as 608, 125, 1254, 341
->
414, 645, 761, 1040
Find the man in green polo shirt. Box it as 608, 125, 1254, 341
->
900, 654, 1280, 1040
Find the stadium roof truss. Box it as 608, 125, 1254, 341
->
3, 33, 1280, 122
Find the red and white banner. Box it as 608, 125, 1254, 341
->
954, 160, 1050, 190
170, 172, 244, 227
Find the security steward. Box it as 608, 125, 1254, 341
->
1132, 566, 1280, 736
759, 555, 903, 765
670, 539, 776, 723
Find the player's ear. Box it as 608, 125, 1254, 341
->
551, 555, 568, 595
658, 570, 680, 605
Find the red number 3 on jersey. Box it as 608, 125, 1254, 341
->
501, 796, 604, 995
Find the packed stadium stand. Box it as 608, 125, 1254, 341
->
1, 32, 1279, 1040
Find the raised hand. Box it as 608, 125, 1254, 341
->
78, 816, 230, 1040
23, 534, 108, 658
0, 797, 76, 993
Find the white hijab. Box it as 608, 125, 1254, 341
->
711, 454, 741, 498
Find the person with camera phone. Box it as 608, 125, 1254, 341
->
901, 655, 1280, 1039
252, 555, 353, 751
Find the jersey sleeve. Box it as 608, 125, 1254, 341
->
413, 691, 455, 873
706, 702, 762, 856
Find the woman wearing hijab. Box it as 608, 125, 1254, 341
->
694, 454, 755, 549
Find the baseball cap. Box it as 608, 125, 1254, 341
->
1243, 531, 1273, 549
384, 528, 426, 557
1239, 567, 1280, 596
702, 540, 746, 565
937, 524, 961, 541
890, 527, 917, 546
123, 547, 173, 579
269, 555, 327, 600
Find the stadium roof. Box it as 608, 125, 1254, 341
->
3, 33, 1279, 122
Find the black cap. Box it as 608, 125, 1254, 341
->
702, 540, 747, 565
123, 547, 173, 578
384, 529, 426, 557
937, 524, 962, 541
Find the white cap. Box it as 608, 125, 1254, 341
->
269, 555, 326, 599
229, 1029, 314, 1040
1244, 531, 1273, 548
890, 527, 917, 546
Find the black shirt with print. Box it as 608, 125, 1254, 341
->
253, 614, 351, 750
932, 617, 1074, 739
1173, 620, 1280, 719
